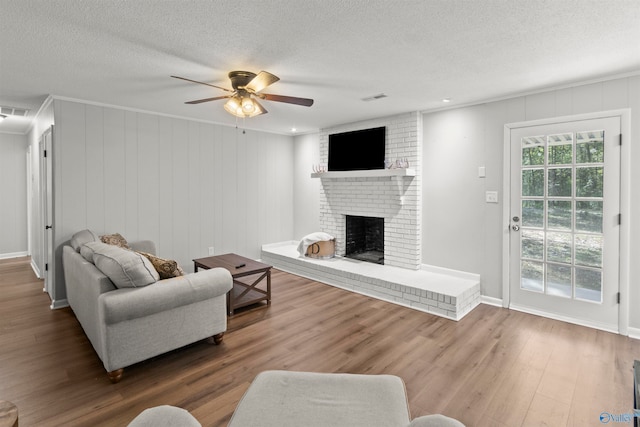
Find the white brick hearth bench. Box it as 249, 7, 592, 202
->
261, 241, 480, 321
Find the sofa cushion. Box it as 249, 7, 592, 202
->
100, 233, 131, 249
80, 243, 97, 262
137, 252, 184, 280
84, 241, 159, 288
70, 229, 99, 252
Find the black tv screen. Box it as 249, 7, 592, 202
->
328, 126, 386, 171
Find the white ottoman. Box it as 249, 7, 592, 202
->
228, 370, 464, 427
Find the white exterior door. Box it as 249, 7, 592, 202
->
508, 116, 621, 332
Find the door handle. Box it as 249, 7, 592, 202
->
511, 224, 520, 231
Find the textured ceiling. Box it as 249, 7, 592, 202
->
1, 0, 639, 135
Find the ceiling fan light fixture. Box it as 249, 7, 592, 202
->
242, 97, 256, 113
224, 96, 244, 117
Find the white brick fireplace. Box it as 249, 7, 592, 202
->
261, 111, 481, 321
317, 112, 422, 270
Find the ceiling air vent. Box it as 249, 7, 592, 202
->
0, 106, 29, 117
361, 93, 388, 102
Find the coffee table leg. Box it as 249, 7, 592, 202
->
267, 269, 271, 305
227, 288, 234, 316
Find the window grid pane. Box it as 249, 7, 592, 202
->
519, 130, 605, 303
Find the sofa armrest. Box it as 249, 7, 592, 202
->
99, 267, 232, 325
408, 415, 465, 427
129, 240, 156, 255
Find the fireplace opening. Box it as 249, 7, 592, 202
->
345, 215, 384, 265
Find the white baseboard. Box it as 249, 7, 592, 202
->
0, 251, 28, 260
31, 259, 43, 279
627, 327, 640, 340
509, 303, 619, 334
50, 299, 69, 310
481, 295, 503, 307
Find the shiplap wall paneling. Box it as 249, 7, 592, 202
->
157, 118, 174, 260
170, 118, 190, 268
124, 111, 139, 241
103, 108, 127, 235
137, 113, 161, 246
85, 105, 106, 233
197, 123, 216, 260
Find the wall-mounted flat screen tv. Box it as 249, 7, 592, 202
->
328, 126, 386, 171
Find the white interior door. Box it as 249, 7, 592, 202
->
41, 126, 54, 298
508, 116, 620, 332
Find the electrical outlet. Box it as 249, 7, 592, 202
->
208, 247, 215, 255
485, 191, 499, 203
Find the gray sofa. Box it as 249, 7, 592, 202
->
62, 230, 232, 383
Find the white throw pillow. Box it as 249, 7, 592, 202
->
83, 241, 159, 288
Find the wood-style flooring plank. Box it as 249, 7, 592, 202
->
1, 259, 639, 426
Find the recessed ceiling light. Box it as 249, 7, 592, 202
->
442, 98, 451, 103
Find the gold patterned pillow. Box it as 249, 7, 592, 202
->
137, 252, 183, 280
100, 233, 130, 249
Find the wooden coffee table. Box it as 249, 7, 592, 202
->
193, 253, 272, 316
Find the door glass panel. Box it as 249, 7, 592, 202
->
576, 166, 603, 197
547, 232, 572, 264
548, 133, 573, 165
576, 131, 604, 163
521, 261, 544, 292
522, 169, 544, 196
576, 201, 603, 233
575, 267, 602, 303
547, 200, 572, 230
522, 136, 545, 166
522, 229, 544, 260
575, 234, 602, 268
517, 127, 609, 306
547, 263, 572, 298
548, 168, 572, 197
522, 200, 544, 227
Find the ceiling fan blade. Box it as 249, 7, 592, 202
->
261, 93, 314, 107
245, 71, 280, 93
185, 95, 232, 104
171, 75, 233, 92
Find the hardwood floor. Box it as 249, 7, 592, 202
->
1, 256, 638, 426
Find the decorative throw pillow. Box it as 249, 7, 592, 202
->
100, 233, 130, 249
137, 252, 184, 280
84, 241, 159, 288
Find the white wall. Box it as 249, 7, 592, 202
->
50, 99, 295, 302
422, 75, 640, 328
293, 132, 320, 239
0, 132, 29, 257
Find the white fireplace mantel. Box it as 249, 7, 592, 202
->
310, 168, 416, 179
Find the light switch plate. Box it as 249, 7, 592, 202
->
478, 166, 486, 178
485, 191, 498, 203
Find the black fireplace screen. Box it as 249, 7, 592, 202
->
345, 215, 384, 265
